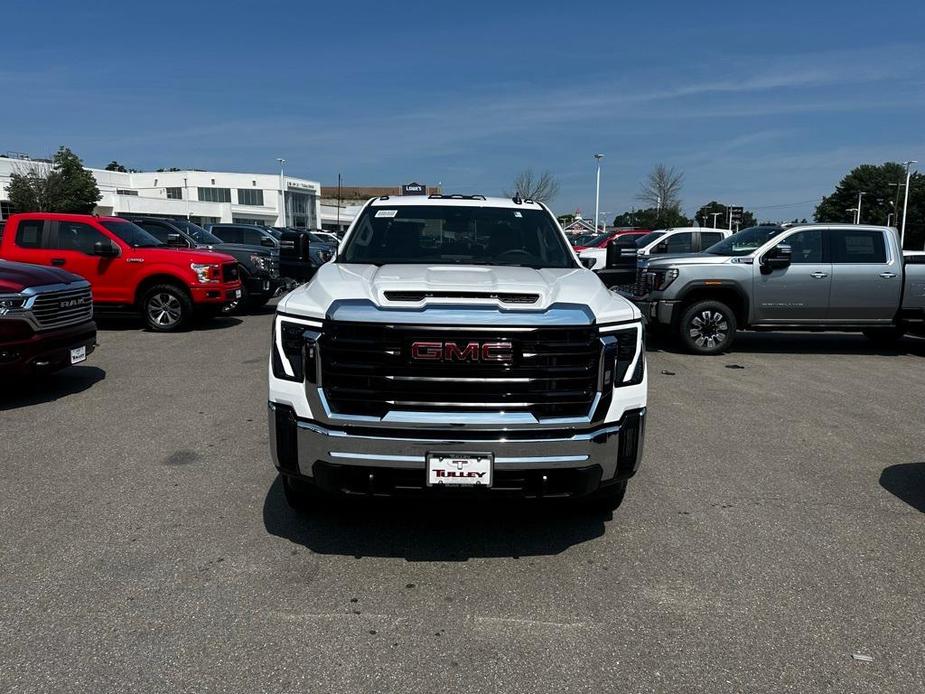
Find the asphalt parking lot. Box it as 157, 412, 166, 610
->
1, 304, 923, 694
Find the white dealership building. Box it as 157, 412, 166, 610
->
0, 155, 321, 228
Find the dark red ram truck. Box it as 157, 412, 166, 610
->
0, 258, 97, 377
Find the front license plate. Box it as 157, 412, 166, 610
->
427, 453, 493, 487
70, 346, 86, 364
234, 289, 242, 299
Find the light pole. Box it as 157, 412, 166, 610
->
593, 154, 604, 233
710, 212, 721, 228
856, 191, 865, 224
887, 211, 894, 227
183, 176, 190, 221
900, 160, 917, 248
846, 207, 858, 223
277, 157, 287, 227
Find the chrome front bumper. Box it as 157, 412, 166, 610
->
269, 402, 645, 484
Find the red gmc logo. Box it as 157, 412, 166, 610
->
410, 341, 513, 362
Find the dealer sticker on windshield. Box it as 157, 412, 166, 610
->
426, 453, 493, 487
375, 209, 398, 218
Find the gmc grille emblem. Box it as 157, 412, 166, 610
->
411, 341, 513, 363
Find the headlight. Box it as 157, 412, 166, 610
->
647, 267, 679, 291
190, 263, 221, 283
0, 294, 27, 316
250, 254, 270, 271
271, 318, 321, 383
600, 322, 645, 389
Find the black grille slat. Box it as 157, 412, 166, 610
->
319, 321, 600, 419
384, 291, 539, 304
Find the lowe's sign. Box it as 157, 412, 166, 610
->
402, 182, 427, 196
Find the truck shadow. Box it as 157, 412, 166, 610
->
648, 331, 925, 357
262, 477, 611, 561
94, 314, 243, 332
0, 365, 105, 410
879, 463, 925, 513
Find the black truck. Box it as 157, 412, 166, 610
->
206, 224, 335, 283
129, 218, 282, 311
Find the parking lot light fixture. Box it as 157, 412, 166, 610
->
593, 154, 604, 233
710, 212, 721, 228
846, 207, 858, 223
856, 191, 866, 224
277, 158, 287, 227
901, 160, 917, 248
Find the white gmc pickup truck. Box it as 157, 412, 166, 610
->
268, 194, 647, 510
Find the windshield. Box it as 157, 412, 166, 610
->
705, 226, 785, 256
101, 220, 164, 248
171, 219, 224, 245
635, 231, 666, 248
571, 233, 601, 246
339, 205, 577, 268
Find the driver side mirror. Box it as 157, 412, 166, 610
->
260, 236, 276, 248
580, 256, 596, 269
760, 244, 791, 274
92, 240, 119, 257
166, 233, 187, 247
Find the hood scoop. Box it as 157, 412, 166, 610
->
384, 290, 539, 304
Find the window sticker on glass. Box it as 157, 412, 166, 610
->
514, 211, 523, 218
375, 210, 398, 218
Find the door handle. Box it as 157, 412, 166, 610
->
810, 272, 828, 279
879, 272, 897, 279
51, 258, 66, 266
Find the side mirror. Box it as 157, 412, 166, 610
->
580, 256, 596, 269
760, 244, 792, 273
653, 241, 668, 254
93, 240, 119, 257
261, 236, 276, 248
166, 233, 187, 247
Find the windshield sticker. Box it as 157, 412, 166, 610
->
375, 209, 398, 218
513, 211, 523, 218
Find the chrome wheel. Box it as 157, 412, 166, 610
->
689, 310, 728, 350
146, 292, 182, 327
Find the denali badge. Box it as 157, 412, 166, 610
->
411, 340, 513, 363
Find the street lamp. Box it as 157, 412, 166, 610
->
277, 157, 287, 227
710, 212, 721, 228
901, 160, 917, 248
855, 191, 866, 224
593, 154, 604, 233
846, 207, 858, 223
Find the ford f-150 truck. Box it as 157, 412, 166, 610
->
268, 194, 647, 511
0, 259, 96, 377
623, 224, 925, 354
0, 213, 242, 331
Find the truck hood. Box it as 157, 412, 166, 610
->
280, 263, 639, 324
0, 259, 87, 293
127, 247, 237, 265
196, 242, 275, 257
644, 253, 738, 269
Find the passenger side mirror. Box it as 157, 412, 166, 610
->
93, 240, 119, 257
580, 256, 596, 269
760, 244, 791, 273
166, 233, 187, 247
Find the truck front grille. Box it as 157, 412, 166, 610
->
30, 286, 93, 329
222, 263, 239, 282
319, 321, 601, 419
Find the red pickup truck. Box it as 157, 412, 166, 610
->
0, 213, 242, 331
0, 259, 97, 377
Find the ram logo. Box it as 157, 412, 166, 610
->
410, 340, 513, 363
59, 297, 89, 309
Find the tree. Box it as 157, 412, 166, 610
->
694, 201, 757, 229
505, 169, 560, 202
105, 160, 128, 172
557, 213, 576, 225
6, 147, 101, 214
637, 164, 684, 211
613, 207, 691, 229
815, 162, 924, 248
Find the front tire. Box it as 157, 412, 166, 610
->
679, 300, 737, 354
590, 481, 628, 511
281, 475, 320, 513
141, 284, 193, 332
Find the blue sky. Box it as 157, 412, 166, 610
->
2, 0, 924, 222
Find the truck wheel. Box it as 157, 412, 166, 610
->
679, 300, 737, 355
141, 284, 193, 332
281, 475, 320, 512
862, 326, 906, 345
590, 481, 628, 511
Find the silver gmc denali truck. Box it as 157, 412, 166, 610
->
268, 194, 647, 510
622, 224, 925, 354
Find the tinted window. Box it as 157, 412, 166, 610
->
830, 230, 887, 264
635, 231, 665, 248
663, 232, 693, 254
779, 229, 823, 264
701, 232, 725, 248
340, 205, 576, 268
242, 229, 265, 246
212, 226, 241, 244
705, 225, 785, 256
15, 220, 45, 248
100, 220, 163, 248
55, 221, 106, 254
137, 222, 171, 243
